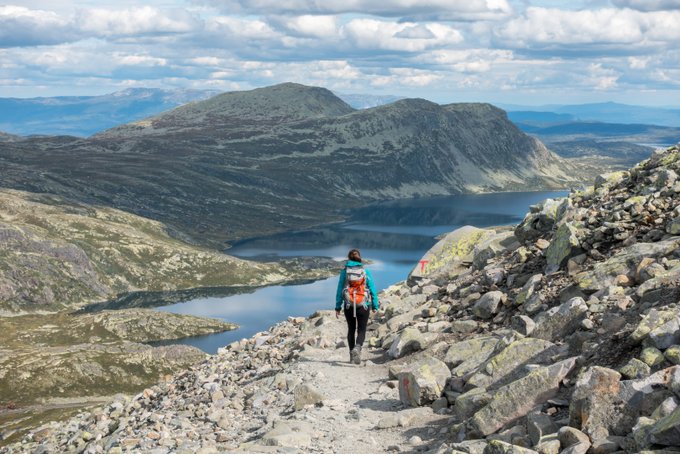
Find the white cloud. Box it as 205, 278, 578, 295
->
371, 67, 442, 87
75, 6, 200, 37
198, 0, 512, 20
115, 54, 168, 66
280, 15, 338, 38
612, 0, 680, 11
496, 7, 680, 49
342, 19, 463, 52
206, 16, 280, 40
0, 5, 76, 46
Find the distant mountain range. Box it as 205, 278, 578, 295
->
504, 102, 680, 127
0, 88, 220, 137
0, 83, 578, 246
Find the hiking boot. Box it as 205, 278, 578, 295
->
352, 346, 362, 365
349, 348, 357, 364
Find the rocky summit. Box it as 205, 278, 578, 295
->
5, 145, 680, 453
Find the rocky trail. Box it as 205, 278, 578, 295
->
5, 145, 680, 453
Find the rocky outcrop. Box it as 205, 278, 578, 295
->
7, 145, 680, 453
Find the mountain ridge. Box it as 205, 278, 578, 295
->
0, 83, 580, 246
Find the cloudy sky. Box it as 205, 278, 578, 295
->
1, 0, 680, 105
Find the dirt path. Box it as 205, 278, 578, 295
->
263, 315, 450, 453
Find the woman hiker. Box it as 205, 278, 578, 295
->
335, 249, 379, 364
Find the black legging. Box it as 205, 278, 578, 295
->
344, 305, 370, 350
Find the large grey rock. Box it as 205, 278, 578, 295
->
527, 412, 557, 446
260, 420, 313, 447
571, 365, 680, 438
469, 357, 577, 436
631, 309, 680, 345
531, 297, 588, 341
445, 336, 500, 377
409, 226, 491, 280
473, 291, 504, 320
646, 318, 680, 350
569, 367, 622, 438
515, 274, 542, 307
388, 327, 437, 359
293, 384, 324, 411
649, 406, 680, 446
466, 338, 562, 390
398, 355, 451, 407
455, 388, 492, 420
545, 222, 582, 271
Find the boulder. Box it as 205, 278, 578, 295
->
632, 309, 680, 344
473, 291, 505, 320
511, 315, 536, 336
665, 345, 680, 365
469, 357, 577, 437
620, 358, 651, 379
388, 327, 437, 359
466, 338, 562, 390
398, 355, 451, 407
260, 420, 313, 448
409, 226, 492, 280
445, 336, 500, 377
455, 388, 493, 420
515, 274, 542, 307
640, 347, 666, 367
531, 297, 588, 342
293, 384, 324, 411
646, 319, 680, 350
594, 171, 627, 189
569, 367, 622, 438
527, 412, 557, 446
545, 222, 582, 272
649, 406, 680, 446
558, 426, 591, 448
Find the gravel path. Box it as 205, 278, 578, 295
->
266, 315, 450, 453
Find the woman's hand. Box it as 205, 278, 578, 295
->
335, 310, 341, 319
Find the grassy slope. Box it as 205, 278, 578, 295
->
0, 188, 333, 313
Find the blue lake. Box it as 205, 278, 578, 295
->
155, 191, 567, 353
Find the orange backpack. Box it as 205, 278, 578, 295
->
342, 265, 369, 307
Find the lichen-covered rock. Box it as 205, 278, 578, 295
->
620, 358, 651, 379
632, 309, 680, 344
409, 225, 492, 280
665, 345, 680, 365
649, 406, 680, 446
469, 357, 577, 437
398, 355, 451, 407
455, 388, 492, 420
388, 327, 437, 359
531, 297, 588, 342
466, 338, 562, 390
641, 347, 666, 367
444, 336, 500, 376
545, 222, 582, 272
515, 274, 543, 307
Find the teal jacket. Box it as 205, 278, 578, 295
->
335, 260, 379, 311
